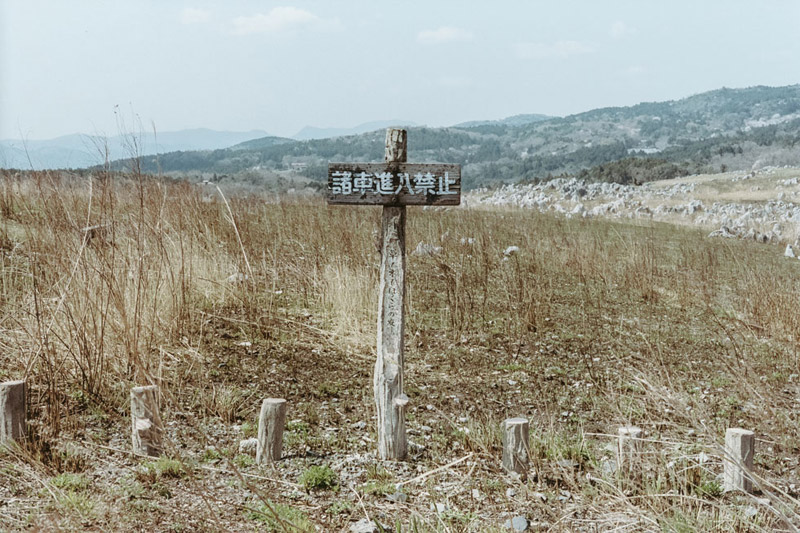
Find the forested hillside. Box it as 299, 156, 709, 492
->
106, 85, 800, 189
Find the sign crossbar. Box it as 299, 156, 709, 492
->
328, 163, 461, 206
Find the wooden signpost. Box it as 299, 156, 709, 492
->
328, 129, 461, 460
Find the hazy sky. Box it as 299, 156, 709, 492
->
2, 1, 800, 140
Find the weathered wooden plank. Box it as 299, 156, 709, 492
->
0, 380, 26, 445
328, 162, 461, 206
375, 206, 408, 460
131, 385, 163, 457
617, 426, 643, 482
724, 427, 755, 492
256, 398, 287, 464
375, 129, 408, 461
502, 417, 530, 475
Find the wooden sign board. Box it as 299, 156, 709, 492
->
328, 163, 461, 206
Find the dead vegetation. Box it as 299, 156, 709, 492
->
1, 168, 800, 531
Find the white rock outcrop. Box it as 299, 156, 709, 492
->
466, 169, 800, 252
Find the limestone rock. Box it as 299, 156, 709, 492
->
504, 516, 529, 531
386, 491, 408, 503
350, 518, 379, 533
238, 437, 258, 456
412, 242, 442, 256
709, 226, 737, 238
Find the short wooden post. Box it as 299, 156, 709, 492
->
724, 428, 755, 493
256, 398, 287, 464
617, 426, 643, 475
0, 380, 26, 444
502, 417, 529, 475
375, 129, 408, 461
131, 385, 163, 457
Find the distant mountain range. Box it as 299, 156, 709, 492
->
0, 128, 270, 170
0, 121, 422, 169
291, 116, 551, 139
452, 113, 553, 128
104, 84, 800, 189
293, 120, 418, 140
8, 85, 800, 190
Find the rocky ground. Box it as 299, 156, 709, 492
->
466, 166, 800, 249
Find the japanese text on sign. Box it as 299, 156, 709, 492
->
327, 163, 461, 206
330, 171, 457, 196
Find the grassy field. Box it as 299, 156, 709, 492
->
648, 167, 800, 204
1, 169, 800, 531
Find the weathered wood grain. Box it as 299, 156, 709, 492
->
502, 417, 530, 475
617, 426, 643, 481
724, 427, 755, 493
131, 385, 163, 457
0, 380, 25, 445
256, 398, 287, 464
375, 129, 409, 460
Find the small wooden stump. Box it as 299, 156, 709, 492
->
0, 380, 26, 445
724, 428, 755, 493
617, 426, 643, 475
257, 398, 287, 464
131, 385, 163, 457
502, 417, 530, 475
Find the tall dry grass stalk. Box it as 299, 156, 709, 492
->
0, 170, 384, 428
318, 260, 376, 348
2, 168, 800, 529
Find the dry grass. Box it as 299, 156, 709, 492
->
649, 167, 800, 201
1, 168, 800, 531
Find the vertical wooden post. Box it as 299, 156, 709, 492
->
131, 385, 163, 457
617, 426, 642, 474
375, 128, 408, 461
502, 417, 530, 475
724, 427, 755, 493
0, 380, 26, 445
256, 398, 287, 464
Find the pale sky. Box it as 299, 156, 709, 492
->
2, 1, 800, 140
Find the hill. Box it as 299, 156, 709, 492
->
452, 113, 553, 128
293, 119, 418, 140
0, 128, 271, 170
100, 84, 800, 189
